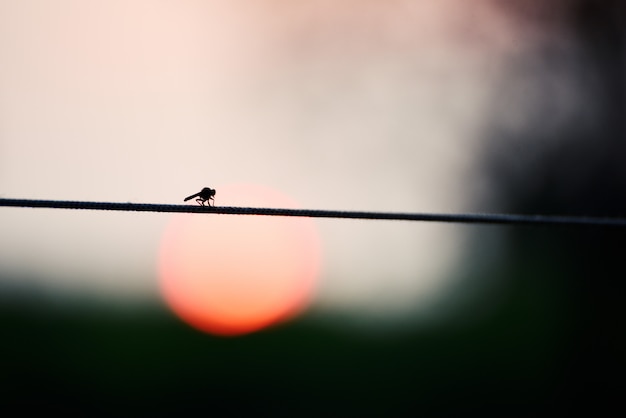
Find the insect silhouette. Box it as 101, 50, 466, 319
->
184, 187, 216, 207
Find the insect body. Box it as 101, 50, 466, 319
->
184, 187, 216, 207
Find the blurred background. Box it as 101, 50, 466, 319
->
1, 0, 624, 415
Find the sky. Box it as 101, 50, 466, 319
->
0, 1, 558, 330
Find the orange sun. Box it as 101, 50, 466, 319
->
158, 184, 322, 336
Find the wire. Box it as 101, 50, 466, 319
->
1, 198, 625, 227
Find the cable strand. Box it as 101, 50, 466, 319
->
1, 198, 625, 227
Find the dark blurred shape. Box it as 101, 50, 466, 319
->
480, 0, 626, 414
0, 290, 574, 417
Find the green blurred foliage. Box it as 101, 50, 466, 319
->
1, 281, 568, 417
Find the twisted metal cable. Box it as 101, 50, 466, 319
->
1, 198, 626, 227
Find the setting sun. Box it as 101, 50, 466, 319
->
158, 184, 322, 336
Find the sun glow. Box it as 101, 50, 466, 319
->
158, 184, 322, 336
